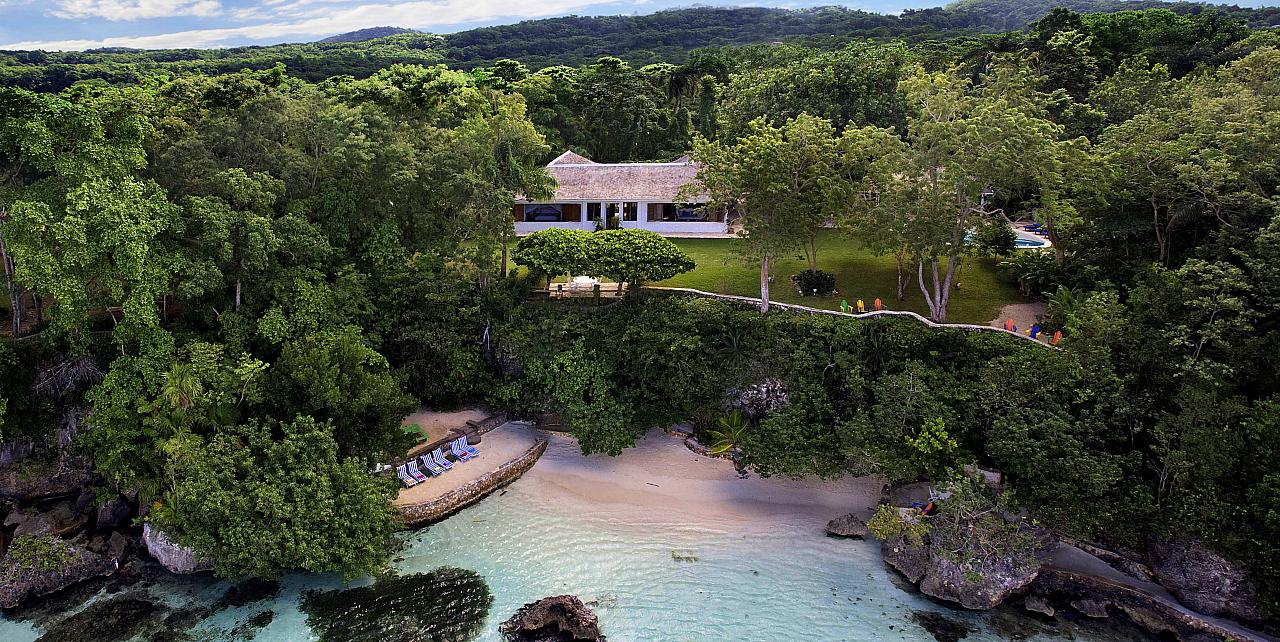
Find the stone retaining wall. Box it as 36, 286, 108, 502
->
645, 287, 1056, 349
398, 439, 548, 527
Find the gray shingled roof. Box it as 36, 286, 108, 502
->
535, 151, 705, 202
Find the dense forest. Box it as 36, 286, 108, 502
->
4, 1, 1280, 91
1, 0, 1279, 631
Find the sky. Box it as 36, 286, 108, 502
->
0, 0, 1271, 51
0, 0, 931, 50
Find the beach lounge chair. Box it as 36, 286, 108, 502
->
397, 465, 418, 488
419, 454, 445, 476
431, 447, 454, 470
405, 460, 429, 482
450, 439, 474, 462
459, 435, 480, 458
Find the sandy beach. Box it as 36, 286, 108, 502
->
402, 407, 491, 443
515, 424, 887, 531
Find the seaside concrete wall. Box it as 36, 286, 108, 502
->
398, 438, 548, 527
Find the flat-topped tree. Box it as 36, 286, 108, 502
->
513, 228, 591, 284
587, 229, 695, 295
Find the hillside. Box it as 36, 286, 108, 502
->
0, 1, 1275, 91
321, 26, 421, 43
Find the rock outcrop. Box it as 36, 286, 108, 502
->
881, 530, 1050, 610
882, 534, 929, 584
8, 504, 89, 539
825, 513, 868, 539
95, 494, 134, 531
1148, 536, 1261, 624
0, 454, 97, 502
142, 524, 211, 574
0, 540, 117, 609
500, 595, 607, 642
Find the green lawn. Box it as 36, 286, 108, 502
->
654, 230, 1025, 325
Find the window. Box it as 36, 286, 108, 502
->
623, 202, 638, 221
587, 202, 602, 222
523, 204, 563, 222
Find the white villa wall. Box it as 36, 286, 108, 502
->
515, 200, 727, 236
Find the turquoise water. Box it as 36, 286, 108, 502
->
0, 452, 1146, 642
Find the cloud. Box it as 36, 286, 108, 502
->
47, 0, 222, 21
3, 0, 624, 49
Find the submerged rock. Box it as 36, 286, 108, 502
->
301, 567, 492, 642
825, 513, 868, 539
141, 523, 211, 575
0, 540, 117, 609
500, 594, 607, 642
1148, 535, 1261, 624
216, 577, 281, 609
33, 594, 161, 642
911, 610, 969, 642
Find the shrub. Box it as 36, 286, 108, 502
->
5, 534, 71, 574
791, 269, 836, 296
587, 229, 695, 292
974, 219, 1017, 256
512, 228, 591, 281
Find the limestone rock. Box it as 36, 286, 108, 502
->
1024, 594, 1055, 617
142, 523, 211, 575
0, 454, 97, 502
95, 494, 134, 530
911, 611, 969, 642
918, 550, 1042, 610
825, 513, 868, 539
1148, 536, 1261, 624
881, 535, 929, 584
1070, 597, 1110, 618
13, 504, 89, 539
880, 529, 1049, 610
0, 540, 117, 609
500, 595, 607, 642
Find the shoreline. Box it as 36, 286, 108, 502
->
515, 425, 885, 529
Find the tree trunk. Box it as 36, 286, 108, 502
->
917, 254, 959, 324
1047, 221, 1065, 264
759, 253, 771, 314
802, 236, 818, 274
234, 279, 242, 312
500, 227, 510, 279
894, 250, 908, 301
1152, 198, 1168, 263
0, 219, 21, 337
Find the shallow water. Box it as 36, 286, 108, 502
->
0, 448, 1149, 642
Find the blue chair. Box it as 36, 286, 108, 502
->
458, 435, 480, 458
432, 447, 454, 470
419, 454, 445, 476
397, 465, 418, 488
405, 460, 429, 482
450, 439, 474, 462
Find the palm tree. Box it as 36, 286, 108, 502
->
706, 411, 749, 456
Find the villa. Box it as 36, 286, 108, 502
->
513, 150, 728, 236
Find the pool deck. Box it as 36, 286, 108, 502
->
394, 422, 547, 526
